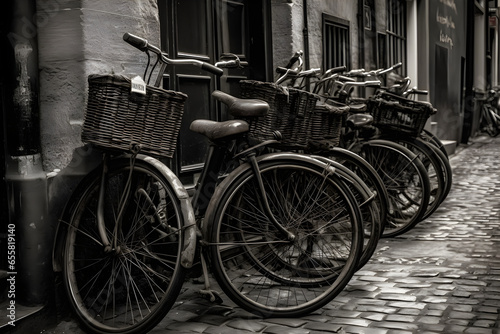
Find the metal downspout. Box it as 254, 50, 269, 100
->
3, 0, 50, 308
303, 0, 310, 86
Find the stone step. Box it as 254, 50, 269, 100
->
441, 140, 456, 156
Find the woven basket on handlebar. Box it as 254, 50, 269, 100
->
368, 92, 436, 136
239, 80, 318, 148
309, 101, 350, 148
82, 74, 187, 158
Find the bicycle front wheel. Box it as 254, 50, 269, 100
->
62, 158, 187, 334
206, 155, 363, 317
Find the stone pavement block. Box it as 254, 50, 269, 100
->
328, 317, 372, 327
376, 321, 419, 331
464, 328, 494, 334
385, 314, 417, 322
164, 321, 210, 333
226, 319, 267, 332
203, 325, 253, 334
386, 301, 426, 310
379, 294, 417, 302
325, 310, 362, 318
355, 305, 397, 314
264, 318, 307, 328
343, 326, 389, 334
303, 321, 344, 332
362, 312, 386, 321
263, 326, 310, 334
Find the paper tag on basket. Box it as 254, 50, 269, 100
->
131, 75, 147, 95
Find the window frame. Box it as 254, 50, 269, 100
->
322, 13, 351, 71
386, 0, 407, 75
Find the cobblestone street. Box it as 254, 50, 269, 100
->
46, 135, 500, 334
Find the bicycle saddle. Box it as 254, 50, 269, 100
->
212, 90, 269, 117
347, 103, 367, 113
346, 113, 373, 129
190, 119, 249, 141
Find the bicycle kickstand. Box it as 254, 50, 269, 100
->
198, 252, 223, 304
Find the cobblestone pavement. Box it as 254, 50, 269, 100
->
45, 135, 500, 334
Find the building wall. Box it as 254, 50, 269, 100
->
38, 0, 160, 172
271, 0, 362, 73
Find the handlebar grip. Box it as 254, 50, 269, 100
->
328, 66, 347, 74
276, 66, 299, 75
411, 89, 428, 95
201, 62, 224, 76
123, 33, 148, 51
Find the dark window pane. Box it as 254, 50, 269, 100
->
221, 0, 245, 55
177, 0, 208, 55
177, 76, 211, 167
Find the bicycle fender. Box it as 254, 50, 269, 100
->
141, 156, 197, 269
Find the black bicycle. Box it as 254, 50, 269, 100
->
52, 33, 365, 334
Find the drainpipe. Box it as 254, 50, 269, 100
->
3, 0, 50, 307
358, 0, 365, 70
462, 0, 475, 143
302, 0, 310, 87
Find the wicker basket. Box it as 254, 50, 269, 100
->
368, 92, 436, 136
82, 74, 187, 158
239, 80, 318, 148
309, 101, 350, 148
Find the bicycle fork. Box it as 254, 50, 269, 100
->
247, 153, 297, 242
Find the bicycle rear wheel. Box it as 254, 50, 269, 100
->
61, 157, 186, 334
206, 155, 363, 317
355, 140, 431, 237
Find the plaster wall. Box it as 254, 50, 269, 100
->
37, 0, 160, 172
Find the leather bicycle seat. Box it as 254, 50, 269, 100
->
189, 119, 249, 141
346, 113, 373, 129
212, 90, 269, 118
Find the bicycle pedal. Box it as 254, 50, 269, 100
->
199, 289, 224, 304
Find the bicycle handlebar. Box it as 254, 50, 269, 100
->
123, 32, 224, 76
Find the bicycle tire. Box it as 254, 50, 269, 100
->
426, 141, 453, 205
380, 136, 445, 220
420, 129, 449, 159
61, 157, 186, 334
319, 147, 388, 270
206, 154, 363, 317
354, 140, 431, 237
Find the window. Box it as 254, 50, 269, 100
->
323, 14, 350, 70
386, 0, 406, 74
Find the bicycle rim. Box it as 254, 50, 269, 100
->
208, 159, 363, 317
358, 141, 430, 237
381, 136, 445, 220
62, 159, 186, 334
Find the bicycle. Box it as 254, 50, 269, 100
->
314, 63, 451, 224
53, 33, 365, 334
266, 60, 432, 238
357, 67, 453, 210
477, 88, 500, 137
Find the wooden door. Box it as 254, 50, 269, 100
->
159, 0, 271, 186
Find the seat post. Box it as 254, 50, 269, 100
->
191, 143, 227, 217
